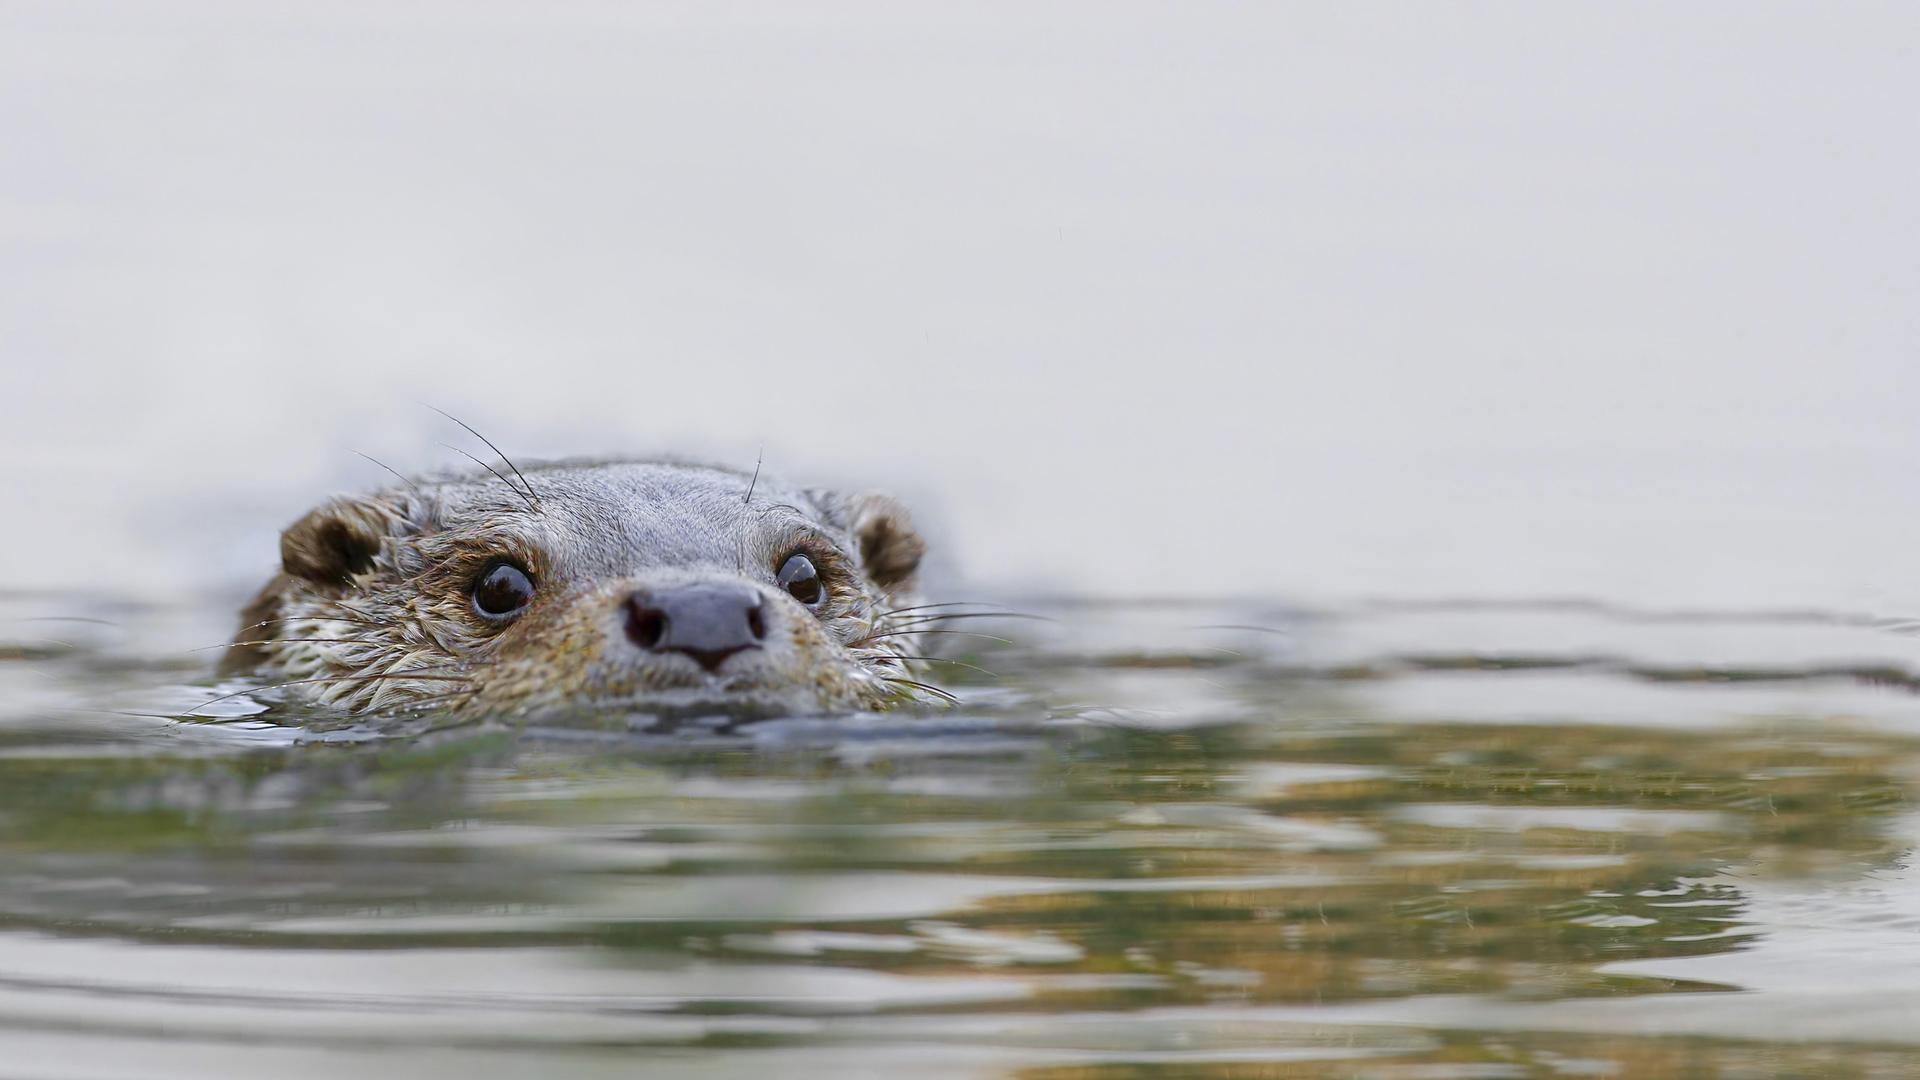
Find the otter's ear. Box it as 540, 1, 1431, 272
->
813, 492, 926, 592
279, 496, 400, 588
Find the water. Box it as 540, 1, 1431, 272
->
8, 592, 1920, 1076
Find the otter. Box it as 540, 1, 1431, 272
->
218, 457, 942, 718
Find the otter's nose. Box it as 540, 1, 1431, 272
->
623, 583, 768, 673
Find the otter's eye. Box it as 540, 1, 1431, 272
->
777, 553, 825, 608
472, 562, 535, 620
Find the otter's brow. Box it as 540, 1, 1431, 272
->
407, 529, 546, 585
762, 521, 852, 572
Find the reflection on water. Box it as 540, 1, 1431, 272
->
6, 594, 1920, 1077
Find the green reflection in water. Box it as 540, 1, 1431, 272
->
3, 605, 1919, 1077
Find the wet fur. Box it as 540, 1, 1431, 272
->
222, 458, 935, 718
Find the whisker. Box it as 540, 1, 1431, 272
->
372, 661, 492, 676
882, 676, 960, 705
351, 450, 424, 495
876, 601, 1028, 618
890, 611, 1054, 629
318, 610, 397, 635
850, 629, 1016, 647
441, 444, 540, 515
300, 610, 388, 630
878, 655, 999, 678
736, 448, 765, 573
279, 591, 394, 629
329, 597, 392, 621
231, 616, 388, 637
424, 405, 541, 511
190, 637, 385, 653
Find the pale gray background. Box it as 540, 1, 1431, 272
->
3, 2, 1915, 610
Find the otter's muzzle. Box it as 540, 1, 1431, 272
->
623, 582, 769, 673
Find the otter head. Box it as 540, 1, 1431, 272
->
222, 460, 934, 719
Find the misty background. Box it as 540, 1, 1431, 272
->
3, 2, 1915, 612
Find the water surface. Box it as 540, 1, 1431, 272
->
6, 592, 1920, 1077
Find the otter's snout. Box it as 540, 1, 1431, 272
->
623, 582, 769, 673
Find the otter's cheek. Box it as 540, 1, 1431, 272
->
463, 593, 609, 711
